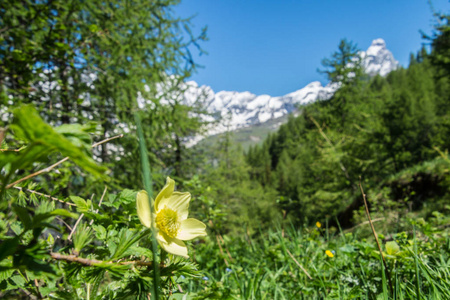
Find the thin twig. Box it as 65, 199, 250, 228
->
68, 193, 93, 242
91, 134, 124, 148
359, 178, 393, 294
34, 279, 43, 299
13, 186, 76, 206
210, 219, 231, 266
56, 217, 73, 231
286, 249, 312, 280
0, 148, 23, 152
50, 252, 156, 267
342, 217, 385, 233
89, 186, 107, 225
6, 157, 69, 189
68, 194, 94, 242
68, 212, 84, 242
0, 127, 5, 145
18, 287, 33, 299
215, 234, 229, 266
218, 234, 233, 262
5, 134, 123, 189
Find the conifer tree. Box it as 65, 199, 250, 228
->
0, 0, 208, 189
319, 39, 363, 126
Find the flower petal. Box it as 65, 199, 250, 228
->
157, 232, 188, 258
155, 177, 175, 211
177, 218, 207, 240
136, 190, 151, 228
158, 192, 190, 220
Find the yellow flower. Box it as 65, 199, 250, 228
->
316, 222, 322, 228
325, 250, 334, 258
136, 177, 207, 258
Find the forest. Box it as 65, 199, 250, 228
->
1, 0, 449, 299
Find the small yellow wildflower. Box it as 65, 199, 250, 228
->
316, 221, 322, 228
136, 177, 207, 258
325, 250, 334, 258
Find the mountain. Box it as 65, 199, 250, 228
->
184, 38, 398, 143
360, 39, 399, 76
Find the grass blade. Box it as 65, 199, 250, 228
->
135, 112, 160, 299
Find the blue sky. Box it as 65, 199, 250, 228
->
176, 0, 449, 96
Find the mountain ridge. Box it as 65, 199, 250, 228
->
184, 38, 399, 144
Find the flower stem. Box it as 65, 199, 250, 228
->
135, 113, 160, 299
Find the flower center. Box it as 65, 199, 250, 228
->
156, 206, 180, 238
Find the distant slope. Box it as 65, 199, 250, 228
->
195, 113, 291, 151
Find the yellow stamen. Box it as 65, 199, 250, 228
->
156, 206, 180, 238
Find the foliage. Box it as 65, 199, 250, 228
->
188, 132, 281, 237
0, 0, 209, 194
246, 34, 450, 228
319, 38, 364, 87
0, 106, 206, 299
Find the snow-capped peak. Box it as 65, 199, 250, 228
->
360, 38, 398, 76
184, 39, 398, 143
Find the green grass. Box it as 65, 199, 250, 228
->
170, 216, 450, 299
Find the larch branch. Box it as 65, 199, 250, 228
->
6, 134, 123, 189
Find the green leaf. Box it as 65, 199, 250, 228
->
0, 238, 20, 261
70, 196, 91, 213
10, 274, 26, 287
169, 294, 191, 300
110, 228, 150, 260
12, 206, 32, 230
2, 141, 54, 172
10, 105, 106, 178
49, 209, 79, 219
118, 189, 137, 204
385, 241, 400, 256
0, 264, 14, 283
73, 223, 93, 253
92, 224, 107, 240
33, 209, 78, 227
54, 123, 98, 150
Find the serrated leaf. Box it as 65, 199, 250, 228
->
10, 222, 23, 235
10, 274, 26, 287
118, 189, 137, 204
0, 269, 14, 282
92, 224, 107, 240
70, 196, 90, 213
47, 233, 55, 246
